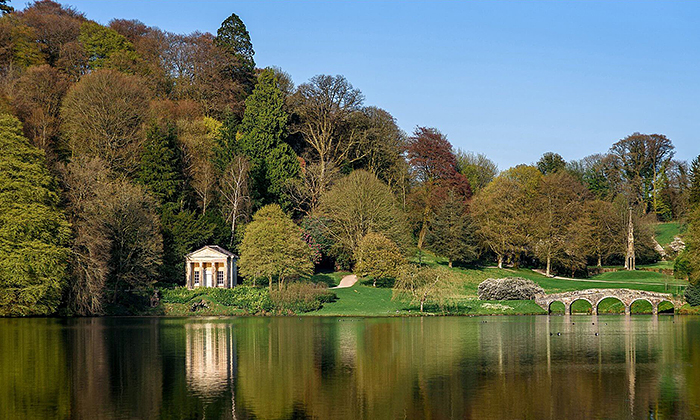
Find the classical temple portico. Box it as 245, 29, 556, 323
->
185, 245, 238, 289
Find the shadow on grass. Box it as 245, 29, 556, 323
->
359, 277, 396, 288
311, 273, 337, 288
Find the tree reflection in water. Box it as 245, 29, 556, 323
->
1, 316, 699, 419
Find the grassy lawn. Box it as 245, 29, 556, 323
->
656, 221, 681, 246
308, 263, 687, 316
308, 284, 407, 316
639, 261, 674, 270
310, 270, 351, 287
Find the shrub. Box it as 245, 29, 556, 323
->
270, 282, 337, 314
160, 286, 273, 313
685, 284, 700, 307
477, 277, 544, 301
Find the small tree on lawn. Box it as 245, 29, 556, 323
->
392, 265, 457, 313
239, 204, 313, 290
354, 232, 405, 287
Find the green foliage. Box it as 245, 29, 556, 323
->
536, 152, 566, 175
139, 124, 183, 205
674, 251, 691, 280
160, 206, 216, 284
79, 21, 139, 70
428, 190, 477, 267
239, 205, 314, 288
393, 265, 458, 312
318, 170, 409, 267
456, 150, 499, 193
238, 69, 299, 207
215, 12, 255, 72
270, 282, 337, 313
354, 232, 406, 286
685, 207, 700, 285
690, 155, 700, 208
265, 143, 300, 210
685, 283, 700, 306
0, 115, 71, 316
161, 286, 273, 313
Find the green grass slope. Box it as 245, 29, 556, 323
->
656, 221, 681, 246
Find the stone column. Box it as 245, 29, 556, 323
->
565, 302, 572, 315
625, 304, 631, 315
592, 304, 598, 315
652, 303, 659, 315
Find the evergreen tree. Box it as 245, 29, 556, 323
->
139, 123, 183, 206
0, 114, 71, 316
215, 12, 255, 73
238, 69, 300, 207
428, 190, 477, 268
690, 155, 700, 208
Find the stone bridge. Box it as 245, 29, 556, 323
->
535, 289, 682, 315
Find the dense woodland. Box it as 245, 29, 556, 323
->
0, 0, 699, 316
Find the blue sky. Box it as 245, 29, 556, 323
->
49, 0, 699, 170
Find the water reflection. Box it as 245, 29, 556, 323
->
1, 315, 699, 419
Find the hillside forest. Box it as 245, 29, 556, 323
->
1, 1, 699, 315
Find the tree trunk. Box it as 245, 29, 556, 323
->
497, 254, 503, 269
546, 255, 551, 277
448, 260, 453, 268
420, 300, 424, 313
597, 254, 602, 267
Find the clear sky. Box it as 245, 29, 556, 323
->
47, 0, 700, 170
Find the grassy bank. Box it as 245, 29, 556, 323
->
158, 260, 689, 317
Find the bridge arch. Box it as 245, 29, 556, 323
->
658, 300, 675, 314
570, 298, 594, 315
535, 288, 681, 316
548, 301, 566, 314
596, 296, 625, 314
630, 298, 654, 314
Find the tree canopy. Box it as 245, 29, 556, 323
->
0, 114, 70, 316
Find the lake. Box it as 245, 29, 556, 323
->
1, 315, 699, 419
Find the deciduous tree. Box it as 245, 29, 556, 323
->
292, 74, 364, 208
61, 69, 151, 174
354, 232, 405, 287
316, 170, 408, 267
393, 265, 457, 313
239, 204, 313, 290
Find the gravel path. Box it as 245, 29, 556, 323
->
332, 274, 358, 289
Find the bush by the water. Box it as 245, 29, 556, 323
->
685, 284, 700, 306
477, 277, 545, 301
271, 282, 337, 314
161, 283, 337, 314
161, 286, 273, 313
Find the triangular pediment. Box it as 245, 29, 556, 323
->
186, 245, 237, 260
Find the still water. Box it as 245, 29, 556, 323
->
1, 315, 699, 420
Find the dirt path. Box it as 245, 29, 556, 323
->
332, 274, 358, 289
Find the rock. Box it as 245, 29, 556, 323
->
477, 277, 545, 301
